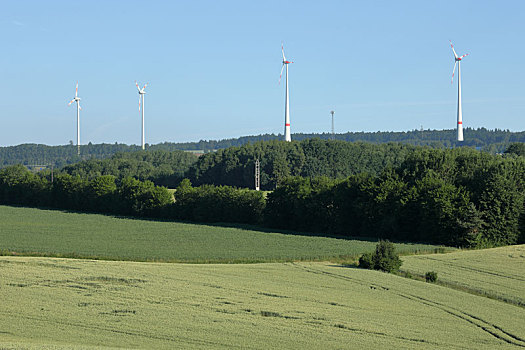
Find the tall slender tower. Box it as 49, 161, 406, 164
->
135, 82, 148, 149
457, 61, 463, 141
330, 110, 335, 140
255, 158, 260, 191
68, 82, 81, 155
450, 41, 469, 142
279, 43, 293, 142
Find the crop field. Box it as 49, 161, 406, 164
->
0, 256, 524, 349
0, 205, 440, 263
401, 245, 525, 306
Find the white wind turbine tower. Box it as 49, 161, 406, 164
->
450, 40, 469, 142
279, 43, 293, 142
135, 81, 148, 150
68, 81, 82, 155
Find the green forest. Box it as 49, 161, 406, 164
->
1, 139, 524, 248
2, 127, 524, 169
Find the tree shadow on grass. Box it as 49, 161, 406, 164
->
3, 204, 438, 249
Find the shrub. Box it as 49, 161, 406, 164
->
358, 252, 374, 269
425, 271, 438, 283
358, 241, 402, 273
372, 240, 402, 273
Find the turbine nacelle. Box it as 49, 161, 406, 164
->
449, 41, 469, 84
279, 43, 294, 85
68, 82, 81, 106
135, 81, 148, 94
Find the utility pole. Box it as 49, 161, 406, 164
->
330, 110, 335, 140
255, 158, 260, 191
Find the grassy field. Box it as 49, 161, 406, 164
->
0, 205, 441, 263
401, 245, 525, 307
1, 256, 524, 349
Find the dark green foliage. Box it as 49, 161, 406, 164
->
1, 139, 525, 249
264, 147, 525, 248
504, 143, 525, 157
0, 165, 50, 206
173, 180, 265, 224
2, 128, 525, 170
52, 174, 88, 210
358, 252, 374, 269
264, 176, 337, 231
60, 150, 197, 188
425, 271, 438, 283
86, 175, 117, 212
372, 241, 402, 273
118, 177, 172, 217
2, 128, 525, 171
0, 166, 172, 218
188, 140, 416, 190
358, 241, 402, 273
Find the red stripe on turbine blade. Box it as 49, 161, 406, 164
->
285, 124, 290, 126
458, 122, 463, 124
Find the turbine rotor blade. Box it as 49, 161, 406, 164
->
68, 99, 75, 106
138, 96, 141, 111
459, 53, 469, 59
281, 42, 286, 61
449, 40, 458, 59
142, 83, 148, 90
279, 64, 285, 85
135, 81, 141, 92
75, 82, 78, 97
451, 61, 457, 84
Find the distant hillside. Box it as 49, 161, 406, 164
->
1, 128, 524, 168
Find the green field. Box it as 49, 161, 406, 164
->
402, 245, 525, 306
0, 205, 440, 263
1, 256, 524, 349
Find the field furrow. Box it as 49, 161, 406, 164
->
1, 257, 524, 349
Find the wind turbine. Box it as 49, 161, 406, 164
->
450, 40, 469, 142
68, 82, 81, 155
135, 81, 148, 150
279, 43, 293, 142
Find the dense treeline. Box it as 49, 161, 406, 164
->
0, 165, 265, 225
2, 128, 525, 168
51, 141, 525, 192
171, 179, 266, 224
188, 140, 417, 190
265, 148, 525, 247
153, 128, 525, 153
0, 143, 142, 168
59, 150, 197, 188
28, 140, 419, 189
0, 165, 173, 217
2, 145, 525, 248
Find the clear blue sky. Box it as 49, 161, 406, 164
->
1, 0, 524, 146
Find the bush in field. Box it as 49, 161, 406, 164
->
359, 241, 402, 273
358, 252, 374, 269
425, 271, 438, 283
373, 240, 402, 273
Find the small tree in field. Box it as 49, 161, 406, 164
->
373, 240, 402, 273
425, 271, 438, 283
359, 240, 402, 273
